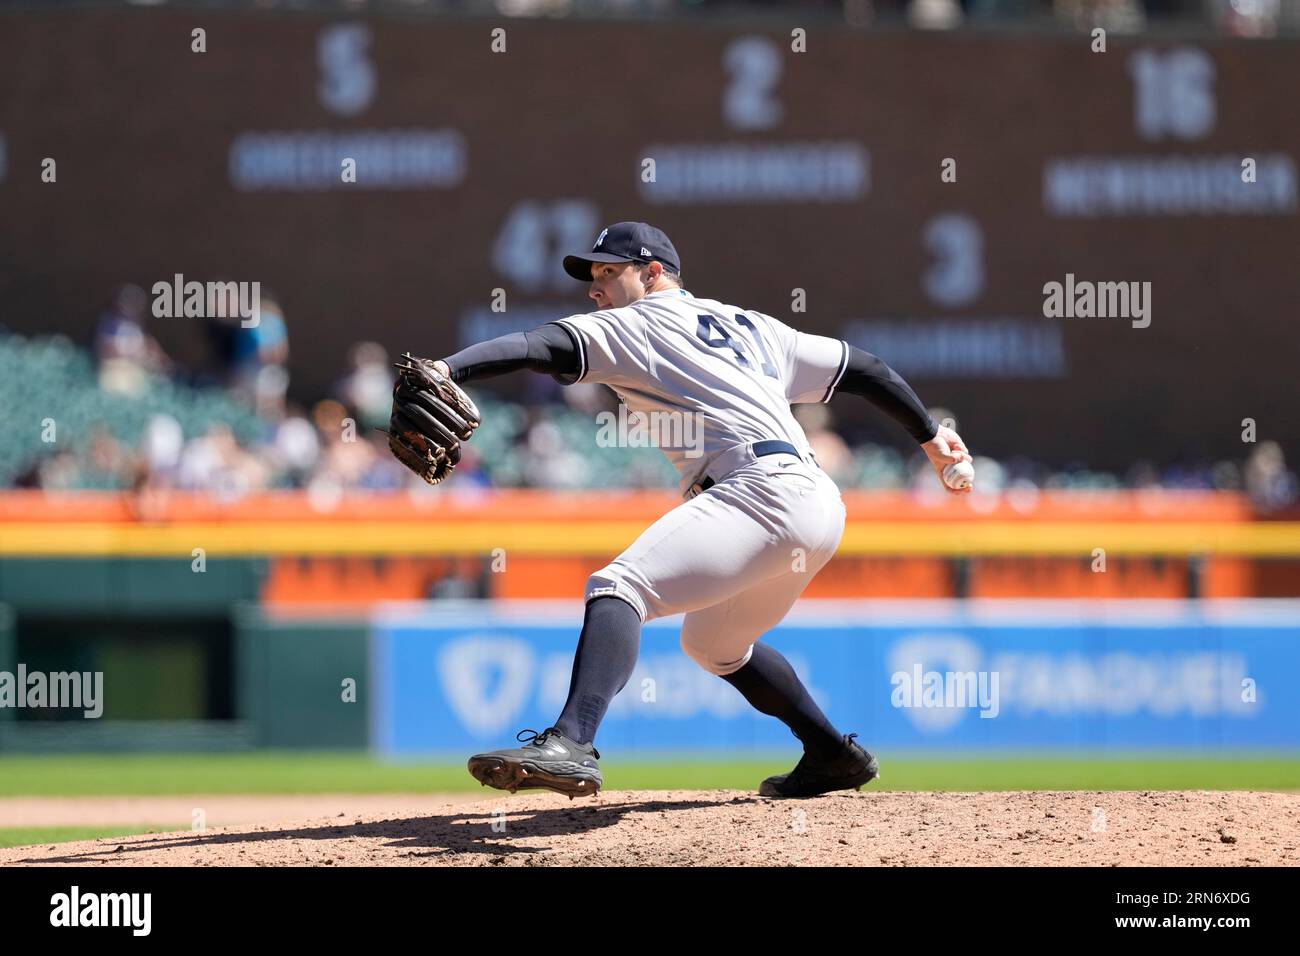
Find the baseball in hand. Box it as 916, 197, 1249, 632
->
942, 460, 975, 490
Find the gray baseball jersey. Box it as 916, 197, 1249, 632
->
552, 287, 850, 497
555, 288, 849, 672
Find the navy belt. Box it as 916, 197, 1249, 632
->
696, 440, 801, 493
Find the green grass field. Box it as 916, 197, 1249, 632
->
1, 752, 1298, 796
0, 826, 173, 849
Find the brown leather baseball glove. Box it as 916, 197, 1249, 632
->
383, 353, 481, 485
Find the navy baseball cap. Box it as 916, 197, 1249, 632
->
562, 221, 681, 282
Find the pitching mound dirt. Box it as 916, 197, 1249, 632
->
2, 790, 1296, 866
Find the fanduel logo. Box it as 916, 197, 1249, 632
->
887, 635, 1255, 733
437, 636, 535, 735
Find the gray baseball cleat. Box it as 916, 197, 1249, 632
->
759, 733, 879, 799
467, 727, 603, 799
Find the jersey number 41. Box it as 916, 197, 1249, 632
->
695, 314, 778, 380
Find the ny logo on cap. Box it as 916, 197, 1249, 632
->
594, 228, 608, 249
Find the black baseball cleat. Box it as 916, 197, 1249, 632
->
467, 727, 603, 799
758, 733, 879, 799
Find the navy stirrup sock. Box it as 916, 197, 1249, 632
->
554, 596, 642, 746
721, 642, 844, 760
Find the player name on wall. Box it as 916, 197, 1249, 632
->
229, 129, 467, 191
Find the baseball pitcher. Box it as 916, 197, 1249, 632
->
386, 221, 972, 799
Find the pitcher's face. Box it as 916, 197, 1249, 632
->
588, 261, 648, 310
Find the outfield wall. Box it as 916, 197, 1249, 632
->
2, 487, 1297, 751
1, 594, 1295, 753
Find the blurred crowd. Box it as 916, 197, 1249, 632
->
15, 283, 419, 502
795, 403, 1300, 514
3, 282, 1296, 515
